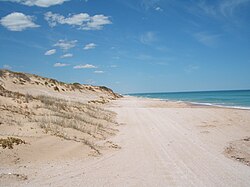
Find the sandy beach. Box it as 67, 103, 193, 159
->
2, 95, 250, 186
1, 0, 250, 186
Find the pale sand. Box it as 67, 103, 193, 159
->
0, 69, 121, 186
3, 96, 249, 186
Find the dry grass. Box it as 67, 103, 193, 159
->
39, 118, 101, 154
0, 88, 117, 154
0, 70, 4, 77
0, 137, 26, 149
71, 82, 82, 90
0, 69, 30, 82
0, 173, 28, 181
34, 95, 118, 154
0, 70, 120, 155
1, 69, 122, 99
25, 93, 33, 103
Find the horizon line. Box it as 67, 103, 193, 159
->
127, 89, 250, 95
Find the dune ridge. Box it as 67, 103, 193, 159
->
0, 69, 122, 186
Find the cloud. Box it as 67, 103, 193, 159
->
5, 0, 69, 7
94, 70, 104, 74
140, 31, 157, 44
44, 12, 111, 30
141, 0, 161, 10
191, 0, 250, 19
3, 64, 12, 69
155, 7, 163, 11
85, 15, 112, 30
44, 49, 56, 55
219, 0, 250, 17
54, 62, 69, 67
193, 32, 220, 47
54, 39, 77, 51
73, 64, 96, 69
0, 12, 39, 31
194, 1, 218, 18
83, 43, 96, 50
44, 12, 89, 27
60, 53, 73, 58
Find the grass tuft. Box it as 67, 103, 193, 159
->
0, 137, 26, 149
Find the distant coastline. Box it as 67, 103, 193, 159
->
128, 89, 250, 110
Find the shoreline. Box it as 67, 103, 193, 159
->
126, 95, 250, 110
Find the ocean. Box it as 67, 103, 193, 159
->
128, 90, 250, 109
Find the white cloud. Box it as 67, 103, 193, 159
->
141, 0, 161, 10
5, 0, 69, 7
191, 0, 250, 19
44, 49, 56, 55
140, 31, 157, 44
54, 62, 69, 67
94, 70, 104, 74
195, 1, 218, 18
60, 53, 73, 58
3, 64, 12, 69
73, 64, 96, 69
155, 7, 163, 11
44, 12, 111, 30
54, 39, 77, 51
194, 32, 220, 47
0, 12, 39, 31
85, 15, 112, 30
83, 43, 96, 50
44, 12, 89, 27
219, 0, 250, 17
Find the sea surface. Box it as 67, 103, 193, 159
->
129, 90, 250, 109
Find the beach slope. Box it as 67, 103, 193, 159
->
16, 96, 250, 186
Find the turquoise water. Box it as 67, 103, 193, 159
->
129, 90, 250, 109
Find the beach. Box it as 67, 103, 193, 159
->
2, 96, 250, 186
1, 0, 250, 186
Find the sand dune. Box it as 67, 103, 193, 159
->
0, 70, 122, 186
0, 69, 120, 103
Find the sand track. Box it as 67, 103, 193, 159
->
12, 97, 250, 187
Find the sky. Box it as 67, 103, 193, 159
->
0, 0, 250, 94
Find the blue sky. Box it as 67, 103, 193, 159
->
0, 0, 250, 94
